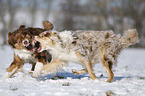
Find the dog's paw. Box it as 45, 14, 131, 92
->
72, 69, 80, 75
72, 69, 88, 75
41, 70, 49, 76
29, 70, 34, 74
3, 72, 10, 78
32, 62, 44, 77
41, 66, 57, 76
32, 71, 40, 77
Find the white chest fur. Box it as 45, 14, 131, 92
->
14, 49, 36, 62
49, 45, 81, 64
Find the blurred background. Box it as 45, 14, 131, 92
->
0, 0, 144, 47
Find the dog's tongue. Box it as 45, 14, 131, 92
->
25, 43, 30, 47
25, 43, 35, 53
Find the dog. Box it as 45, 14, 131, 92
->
3, 21, 53, 78
35, 29, 139, 82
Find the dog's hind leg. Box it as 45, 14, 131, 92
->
41, 58, 67, 76
72, 69, 88, 75
76, 52, 97, 80
3, 54, 24, 78
100, 47, 114, 82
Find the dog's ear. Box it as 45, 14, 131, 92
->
8, 32, 12, 38
43, 21, 54, 30
7, 33, 15, 48
19, 25, 25, 31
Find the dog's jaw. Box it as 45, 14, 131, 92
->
33, 40, 42, 52
35, 36, 51, 52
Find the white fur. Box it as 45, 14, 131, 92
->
50, 47, 81, 64
42, 40, 81, 64
32, 62, 43, 77
59, 31, 74, 43
14, 49, 36, 62
41, 61, 66, 75
3, 67, 18, 78
37, 31, 84, 65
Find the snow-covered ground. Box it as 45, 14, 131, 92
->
0, 45, 145, 96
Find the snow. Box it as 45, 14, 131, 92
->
0, 45, 145, 96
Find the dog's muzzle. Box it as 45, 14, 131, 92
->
34, 41, 41, 52
34, 41, 40, 49
23, 39, 34, 52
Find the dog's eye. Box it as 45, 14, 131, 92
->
41, 35, 44, 38
18, 40, 21, 43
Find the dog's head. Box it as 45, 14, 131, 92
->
34, 31, 58, 52
8, 25, 46, 53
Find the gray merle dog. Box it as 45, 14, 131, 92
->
34, 29, 139, 82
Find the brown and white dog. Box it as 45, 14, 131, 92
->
35, 29, 139, 82
3, 21, 53, 78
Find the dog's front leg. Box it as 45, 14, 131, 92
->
41, 58, 67, 76
3, 54, 24, 78
32, 61, 44, 77
32, 52, 52, 77
28, 62, 36, 74
84, 60, 97, 80
100, 47, 114, 82
76, 52, 97, 80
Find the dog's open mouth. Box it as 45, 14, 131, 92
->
25, 43, 35, 53
23, 40, 35, 53
34, 41, 41, 52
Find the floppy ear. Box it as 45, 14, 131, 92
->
7, 34, 15, 48
8, 32, 12, 38
43, 21, 54, 30
19, 25, 25, 31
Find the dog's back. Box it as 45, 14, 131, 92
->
38, 29, 139, 82
59, 29, 138, 64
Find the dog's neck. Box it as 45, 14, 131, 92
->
45, 31, 73, 50
14, 49, 32, 54
44, 31, 81, 63
14, 49, 36, 62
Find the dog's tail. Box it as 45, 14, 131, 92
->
120, 29, 139, 47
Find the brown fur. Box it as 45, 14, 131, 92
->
43, 21, 54, 30
4, 21, 53, 78
35, 50, 52, 65
6, 54, 24, 77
